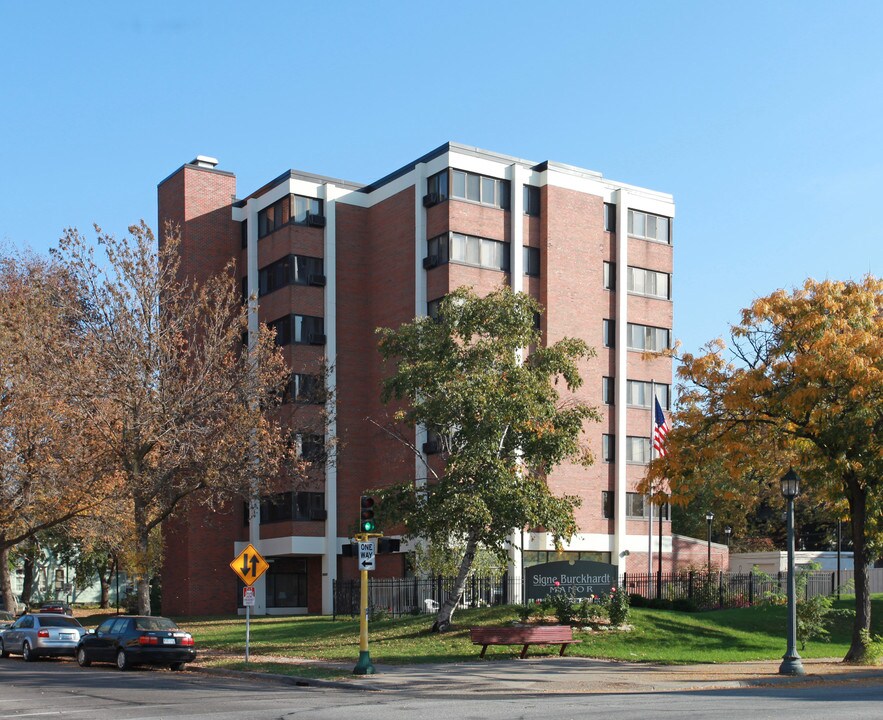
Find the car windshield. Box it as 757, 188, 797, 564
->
38, 616, 82, 628
134, 617, 178, 631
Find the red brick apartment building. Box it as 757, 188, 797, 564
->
157, 142, 695, 616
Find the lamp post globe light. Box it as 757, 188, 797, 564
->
779, 468, 805, 676
705, 511, 714, 570
725, 526, 732, 548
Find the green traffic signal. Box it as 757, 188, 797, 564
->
360, 495, 376, 533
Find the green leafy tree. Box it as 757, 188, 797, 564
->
649, 276, 883, 662
375, 286, 599, 632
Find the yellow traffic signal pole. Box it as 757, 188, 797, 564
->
352, 531, 382, 675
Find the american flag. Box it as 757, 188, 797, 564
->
653, 397, 669, 457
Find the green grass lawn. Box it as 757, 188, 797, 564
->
75, 595, 883, 674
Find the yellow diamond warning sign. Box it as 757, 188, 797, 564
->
230, 544, 269, 586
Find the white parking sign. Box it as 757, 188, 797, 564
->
358, 541, 376, 571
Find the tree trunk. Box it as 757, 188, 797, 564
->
20, 552, 36, 607
136, 535, 152, 616
431, 534, 478, 633
0, 546, 16, 614
98, 558, 112, 609
844, 473, 871, 663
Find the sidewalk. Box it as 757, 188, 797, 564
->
196, 655, 883, 695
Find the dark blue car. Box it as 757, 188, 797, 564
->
76, 615, 196, 671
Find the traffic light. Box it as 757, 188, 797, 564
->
360, 495, 376, 533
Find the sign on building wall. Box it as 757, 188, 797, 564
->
525, 561, 618, 601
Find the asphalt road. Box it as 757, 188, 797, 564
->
3, 657, 883, 720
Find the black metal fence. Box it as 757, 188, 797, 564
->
620, 570, 845, 610
333, 575, 520, 619
333, 569, 856, 618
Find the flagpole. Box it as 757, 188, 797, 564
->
648, 381, 655, 581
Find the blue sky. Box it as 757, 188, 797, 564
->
1, 1, 880, 359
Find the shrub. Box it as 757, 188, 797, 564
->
533, 598, 553, 623
606, 586, 630, 627
858, 630, 883, 665
671, 598, 698, 613
516, 603, 534, 624
546, 586, 578, 626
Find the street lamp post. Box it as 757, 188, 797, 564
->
779, 468, 805, 676
725, 526, 732, 549
705, 512, 714, 570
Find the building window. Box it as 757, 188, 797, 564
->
426, 170, 449, 204
255, 491, 326, 524
603, 261, 615, 291
258, 197, 287, 238
240, 220, 248, 249
627, 323, 670, 352
298, 433, 326, 463
258, 255, 324, 296
626, 436, 651, 464
286, 373, 324, 405
628, 266, 671, 300
427, 297, 443, 321
523, 185, 540, 216
626, 380, 670, 410
257, 196, 323, 238
603, 491, 670, 520
291, 194, 323, 224
426, 234, 450, 267
602, 434, 614, 462
523, 246, 540, 277
602, 376, 614, 405
604, 203, 616, 232
628, 209, 671, 244
451, 169, 510, 209
265, 557, 308, 608
602, 491, 614, 519
268, 314, 324, 346
603, 319, 615, 348
426, 232, 510, 272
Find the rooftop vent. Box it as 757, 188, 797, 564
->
191, 155, 219, 169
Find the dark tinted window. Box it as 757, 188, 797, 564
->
37, 616, 82, 628
135, 617, 179, 631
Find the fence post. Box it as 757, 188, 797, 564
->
502, 571, 509, 605
688, 571, 694, 601
719, 571, 724, 609
436, 574, 443, 606
748, 572, 754, 606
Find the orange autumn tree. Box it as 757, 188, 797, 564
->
0, 254, 114, 613
56, 223, 292, 615
647, 276, 883, 663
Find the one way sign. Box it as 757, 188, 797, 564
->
358, 541, 376, 571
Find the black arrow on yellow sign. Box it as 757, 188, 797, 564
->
230, 544, 269, 585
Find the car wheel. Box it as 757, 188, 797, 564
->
116, 649, 130, 671
22, 641, 38, 662
0, 639, 8, 659
76, 647, 91, 667
169, 662, 186, 671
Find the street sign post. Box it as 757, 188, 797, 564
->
230, 545, 269, 663
358, 541, 376, 571
352, 532, 382, 675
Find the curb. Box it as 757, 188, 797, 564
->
191, 664, 382, 692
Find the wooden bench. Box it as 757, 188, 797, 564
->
470, 625, 579, 659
